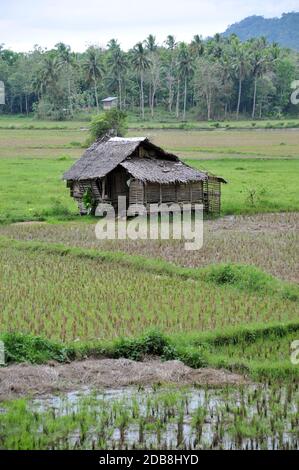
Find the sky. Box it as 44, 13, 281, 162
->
1, 0, 299, 52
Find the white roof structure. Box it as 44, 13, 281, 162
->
101, 97, 118, 102
109, 137, 146, 143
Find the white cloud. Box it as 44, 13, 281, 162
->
1, 0, 299, 51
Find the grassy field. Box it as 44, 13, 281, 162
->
1, 156, 298, 223
0, 120, 299, 223
0, 118, 298, 387
1, 114, 299, 130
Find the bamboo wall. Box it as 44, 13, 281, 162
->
68, 175, 221, 216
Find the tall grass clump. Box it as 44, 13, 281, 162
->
0, 332, 75, 364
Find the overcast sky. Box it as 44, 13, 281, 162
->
1, 0, 299, 52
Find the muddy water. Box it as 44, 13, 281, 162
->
29, 384, 299, 450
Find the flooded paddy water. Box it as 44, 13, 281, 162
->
1, 382, 298, 450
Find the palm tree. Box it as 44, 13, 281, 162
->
82, 46, 104, 112
190, 35, 204, 58
250, 38, 272, 118
177, 43, 193, 120
107, 40, 127, 109
164, 36, 177, 112
145, 34, 157, 52
231, 39, 250, 119
251, 37, 280, 119
131, 42, 151, 119
55, 42, 76, 115
165, 35, 176, 51
40, 54, 60, 92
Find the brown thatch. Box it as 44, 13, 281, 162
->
63, 137, 220, 184
63, 138, 145, 181
121, 157, 207, 184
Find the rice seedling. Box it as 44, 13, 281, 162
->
1, 384, 298, 450
1, 244, 298, 343
1, 212, 297, 283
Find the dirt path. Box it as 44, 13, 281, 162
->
0, 358, 248, 400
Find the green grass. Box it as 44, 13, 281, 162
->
188, 158, 299, 215
2, 322, 299, 380
1, 114, 299, 130
0, 156, 298, 223
0, 115, 89, 130
0, 157, 78, 223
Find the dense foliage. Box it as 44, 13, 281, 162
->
0, 33, 298, 120
90, 109, 127, 140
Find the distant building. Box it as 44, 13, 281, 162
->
101, 97, 118, 110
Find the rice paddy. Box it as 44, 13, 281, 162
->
0, 117, 299, 450
1, 383, 298, 450
1, 212, 297, 282
1, 243, 298, 342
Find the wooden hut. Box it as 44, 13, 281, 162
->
101, 97, 118, 110
63, 137, 226, 215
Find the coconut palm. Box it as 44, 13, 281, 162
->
190, 35, 204, 58
165, 35, 176, 51
231, 39, 250, 119
82, 46, 104, 112
131, 42, 151, 119
177, 43, 193, 120
55, 42, 76, 115
107, 40, 127, 109
40, 54, 60, 92
145, 35, 157, 52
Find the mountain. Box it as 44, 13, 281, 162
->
223, 12, 299, 50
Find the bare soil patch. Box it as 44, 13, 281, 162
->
0, 359, 248, 400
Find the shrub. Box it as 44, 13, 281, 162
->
112, 329, 169, 361
90, 109, 127, 141
0, 332, 74, 364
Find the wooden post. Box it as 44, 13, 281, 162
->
102, 177, 106, 200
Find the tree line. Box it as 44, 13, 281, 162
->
0, 33, 298, 120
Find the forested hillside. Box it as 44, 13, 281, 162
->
223, 12, 299, 51
0, 32, 298, 120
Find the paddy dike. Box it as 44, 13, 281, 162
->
0, 358, 248, 400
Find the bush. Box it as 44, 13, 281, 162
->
90, 109, 127, 141
0, 332, 74, 364
112, 330, 169, 361
162, 342, 208, 368
33, 100, 69, 121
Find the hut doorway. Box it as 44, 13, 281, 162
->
107, 167, 129, 207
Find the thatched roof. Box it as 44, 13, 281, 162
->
63, 137, 144, 181
63, 137, 226, 184
121, 157, 206, 184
